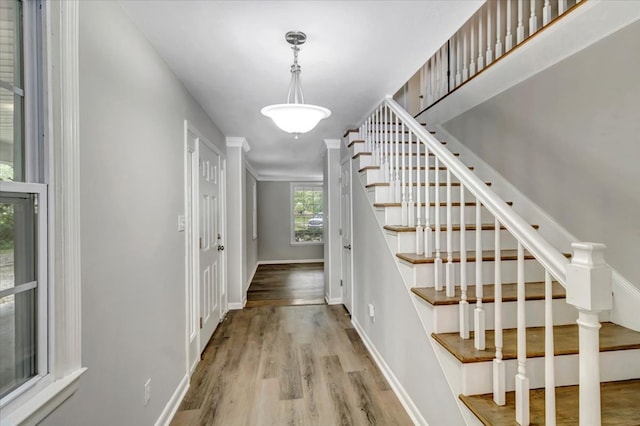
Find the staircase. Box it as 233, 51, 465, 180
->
343, 98, 640, 425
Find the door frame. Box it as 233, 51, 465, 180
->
340, 157, 354, 315
183, 121, 227, 376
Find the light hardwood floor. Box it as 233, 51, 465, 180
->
171, 304, 413, 425
246, 263, 325, 308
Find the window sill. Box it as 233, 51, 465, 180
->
290, 241, 324, 246
1, 367, 87, 426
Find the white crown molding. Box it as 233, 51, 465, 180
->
324, 138, 341, 150
225, 136, 251, 152
244, 160, 259, 179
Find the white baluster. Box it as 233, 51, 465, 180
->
474, 199, 485, 350
543, 0, 552, 26
506, 0, 514, 52
477, 11, 484, 72
515, 242, 530, 426
566, 243, 612, 426
434, 156, 442, 290
486, 1, 493, 66
384, 106, 390, 183
558, 0, 568, 15
493, 217, 505, 405
434, 48, 441, 100
517, 0, 525, 44
424, 142, 432, 257
470, 20, 476, 77
530, 0, 538, 35
455, 33, 462, 87
445, 169, 454, 297
415, 137, 424, 255
374, 108, 379, 166
394, 113, 401, 203
544, 270, 556, 425
441, 46, 447, 96
462, 26, 469, 82
388, 110, 395, 202
429, 57, 435, 105
407, 126, 415, 227
496, 0, 503, 59
401, 122, 408, 226
459, 185, 469, 339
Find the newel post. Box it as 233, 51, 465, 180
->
565, 243, 612, 426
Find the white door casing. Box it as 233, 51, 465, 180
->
185, 129, 199, 373
198, 140, 222, 353
341, 159, 353, 314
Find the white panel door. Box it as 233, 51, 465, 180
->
341, 160, 353, 314
199, 141, 221, 353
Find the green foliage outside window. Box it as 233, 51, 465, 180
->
293, 185, 323, 243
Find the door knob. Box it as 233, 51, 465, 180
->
218, 245, 224, 251
343, 244, 351, 250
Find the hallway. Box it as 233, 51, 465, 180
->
246, 263, 325, 308
170, 304, 412, 425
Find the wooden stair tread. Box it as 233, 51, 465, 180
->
460, 379, 640, 425
359, 165, 472, 172
396, 249, 570, 264
373, 201, 513, 207
411, 281, 565, 306
352, 151, 460, 159
432, 322, 640, 364
349, 140, 447, 147
384, 223, 538, 232
366, 181, 490, 188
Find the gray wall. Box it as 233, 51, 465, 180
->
44, 1, 226, 424
257, 181, 324, 262
442, 20, 640, 287
244, 170, 258, 288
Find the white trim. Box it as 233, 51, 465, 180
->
352, 318, 428, 426
228, 297, 247, 311
154, 374, 189, 426
0, 368, 86, 426
324, 296, 343, 305
324, 138, 341, 150
257, 259, 324, 265
610, 271, 640, 332
258, 175, 323, 182
225, 136, 251, 153
290, 182, 324, 246
245, 262, 259, 292
245, 160, 259, 179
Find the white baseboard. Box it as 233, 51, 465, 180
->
155, 374, 189, 426
352, 318, 427, 426
325, 295, 343, 305
228, 302, 244, 310
257, 259, 324, 265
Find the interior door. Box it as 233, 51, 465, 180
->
186, 130, 199, 372
341, 160, 353, 314
198, 141, 221, 353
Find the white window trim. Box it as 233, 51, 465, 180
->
1, 1, 85, 424
290, 182, 323, 246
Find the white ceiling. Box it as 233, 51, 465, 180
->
120, 0, 483, 180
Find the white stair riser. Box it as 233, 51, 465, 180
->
386, 228, 521, 254
377, 205, 496, 226
367, 186, 466, 204
458, 349, 640, 396
426, 298, 577, 334
362, 168, 462, 186
399, 258, 546, 287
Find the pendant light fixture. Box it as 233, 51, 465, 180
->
261, 31, 331, 138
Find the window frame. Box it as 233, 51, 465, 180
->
0, 1, 85, 423
290, 182, 324, 246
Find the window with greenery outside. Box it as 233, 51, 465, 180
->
292, 185, 323, 243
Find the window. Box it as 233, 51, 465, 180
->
0, 0, 48, 404
1, 1, 84, 423
291, 183, 323, 244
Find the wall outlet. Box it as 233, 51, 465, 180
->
144, 378, 151, 406
368, 303, 375, 322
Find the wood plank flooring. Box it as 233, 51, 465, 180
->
246, 263, 325, 308
171, 305, 412, 426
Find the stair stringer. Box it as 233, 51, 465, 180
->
350, 158, 473, 425
433, 125, 640, 332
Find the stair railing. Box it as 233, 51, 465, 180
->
416, 0, 586, 113
359, 96, 612, 425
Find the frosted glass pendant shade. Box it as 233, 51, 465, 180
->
261, 103, 331, 134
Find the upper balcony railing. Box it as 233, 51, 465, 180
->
417, 0, 586, 113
